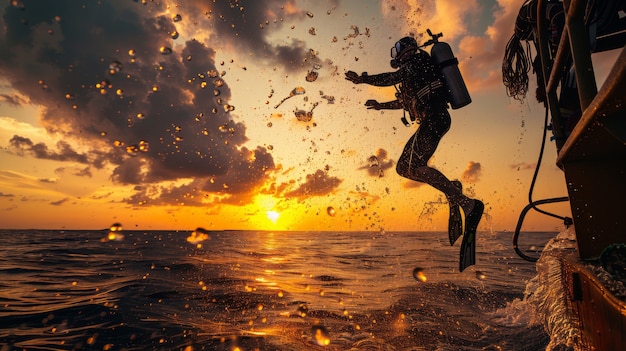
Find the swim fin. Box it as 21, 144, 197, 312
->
459, 199, 484, 272
448, 181, 463, 246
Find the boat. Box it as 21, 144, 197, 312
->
503, 0, 626, 349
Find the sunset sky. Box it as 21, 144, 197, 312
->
0, 0, 618, 232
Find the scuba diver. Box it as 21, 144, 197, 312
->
345, 36, 484, 271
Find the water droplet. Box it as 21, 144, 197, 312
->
213, 78, 224, 87
297, 304, 308, 317
138, 140, 149, 152
116, 88, 123, 96
305, 70, 318, 82
368, 155, 379, 167
327, 206, 336, 216
475, 271, 487, 280
412, 267, 427, 282
113, 140, 125, 147
128, 49, 136, 58
136, 113, 145, 119
311, 325, 331, 346
105, 223, 124, 241
294, 109, 311, 122
126, 144, 139, 156
171, 30, 179, 39
172, 14, 182, 22
187, 227, 210, 245
108, 61, 122, 75
160, 46, 172, 55
306, 11, 314, 18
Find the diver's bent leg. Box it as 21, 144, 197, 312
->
412, 165, 475, 214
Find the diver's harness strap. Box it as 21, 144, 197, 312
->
398, 79, 446, 126
416, 79, 444, 101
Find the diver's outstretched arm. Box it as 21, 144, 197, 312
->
345, 70, 401, 86
365, 99, 402, 110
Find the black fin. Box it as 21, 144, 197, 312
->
459, 200, 484, 272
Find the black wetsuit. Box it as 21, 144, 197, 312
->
361, 49, 450, 169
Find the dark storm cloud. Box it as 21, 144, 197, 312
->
0, 0, 278, 205
123, 146, 275, 206
283, 169, 342, 201
180, 0, 323, 71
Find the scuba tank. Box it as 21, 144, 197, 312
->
423, 29, 472, 109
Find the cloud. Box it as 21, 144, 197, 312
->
50, 197, 70, 206
8, 135, 110, 167
359, 148, 394, 178
381, 0, 480, 41
510, 162, 536, 171
175, 0, 324, 72
283, 169, 342, 201
0, 93, 29, 106
0, 0, 299, 206
457, 0, 522, 93
122, 145, 275, 207
462, 161, 482, 183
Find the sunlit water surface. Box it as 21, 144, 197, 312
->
0, 230, 553, 350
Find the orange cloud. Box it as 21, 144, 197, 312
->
283, 169, 343, 201
462, 161, 482, 183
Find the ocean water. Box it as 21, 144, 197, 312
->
0, 229, 555, 350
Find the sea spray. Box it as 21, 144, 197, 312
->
524, 227, 582, 350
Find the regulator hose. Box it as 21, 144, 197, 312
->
513, 106, 572, 262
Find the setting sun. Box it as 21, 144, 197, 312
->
266, 211, 280, 223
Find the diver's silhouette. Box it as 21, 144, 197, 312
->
345, 36, 483, 270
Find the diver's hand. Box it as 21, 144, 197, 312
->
365, 99, 382, 110
345, 71, 363, 84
